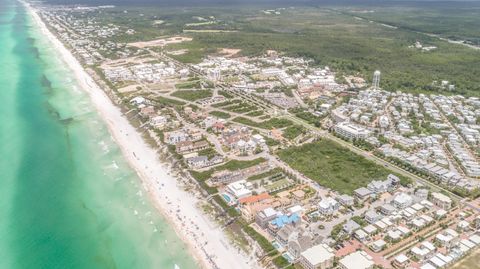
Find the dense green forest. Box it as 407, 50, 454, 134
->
77, 3, 480, 95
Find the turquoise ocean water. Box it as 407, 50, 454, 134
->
0, 1, 197, 268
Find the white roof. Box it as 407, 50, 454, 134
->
288, 205, 303, 214
300, 244, 334, 266
355, 229, 368, 239
381, 217, 393, 226
436, 209, 447, 216
420, 263, 436, 269
436, 233, 453, 243
339, 251, 374, 269
461, 239, 475, 249
411, 203, 425, 211
458, 220, 470, 228
421, 200, 434, 207
411, 246, 429, 256
262, 207, 278, 217
388, 230, 401, 240
436, 253, 453, 264
226, 180, 252, 198
395, 254, 409, 263
374, 220, 387, 230
431, 192, 452, 203
252, 134, 263, 140
430, 256, 446, 267
373, 239, 386, 248
319, 197, 338, 209
445, 228, 458, 237
397, 226, 411, 235
420, 214, 434, 223
394, 192, 412, 205
422, 241, 436, 251
469, 234, 480, 245
364, 224, 377, 234
412, 218, 426, 227
405, 207, 417, 215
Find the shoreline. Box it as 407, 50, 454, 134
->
24, 2, 258, 269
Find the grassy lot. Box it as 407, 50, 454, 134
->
211, 99, 242, 108
272, 255, 290, 268
232, 117, 293, 129
282, 125, 306, 140
247, 167, 283, 181
265, 178, 291, 193
222, 102, 258, 114
278, 139, 393, 195
171, 90, 212, 101
289, 108, 322, 127
209, 110, 231, 119
245, 110, 264, 117
218, 90, 234, 99
148, 96, 185, 107
175, 80, 201, 89
197, 147, 218, 159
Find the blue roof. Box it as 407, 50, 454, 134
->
271, 213, 300, 228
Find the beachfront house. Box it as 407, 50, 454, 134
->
255, 207, 279, 228
299, 244, 335, 269
226, 180, 253, 199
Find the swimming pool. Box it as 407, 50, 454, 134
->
282, 252, 294, 263
222, 193, 232, 203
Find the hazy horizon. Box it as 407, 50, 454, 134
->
40, 0, 480, 8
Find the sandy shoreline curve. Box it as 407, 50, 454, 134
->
23, 2, 259, 269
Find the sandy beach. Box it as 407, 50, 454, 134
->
25, 3, 259, 269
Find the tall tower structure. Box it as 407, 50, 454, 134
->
372, 70, 381, 90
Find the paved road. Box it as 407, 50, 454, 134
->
155, 51, 463, 202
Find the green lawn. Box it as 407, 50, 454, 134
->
245, 110, 264, 117
148, 96, 185, 107
222, 102, 258, 113
211, 99, 242, 108
171, 90, 212, 101
175, 80, 201, 89
278, 139, 393, 195
247, 167, 283, 181
209, 110, 231, 119
265, 178, 291, 192
282, 125, 306, 140
232, 117, 293, 129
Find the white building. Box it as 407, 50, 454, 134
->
334, 122, 371, 140
226, 180, 252, 199
299, 244, 335, 269
430, 192, 452, 210
393, 193, 413, 209
339, 251, 374, 269
318, 197, 340, 215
